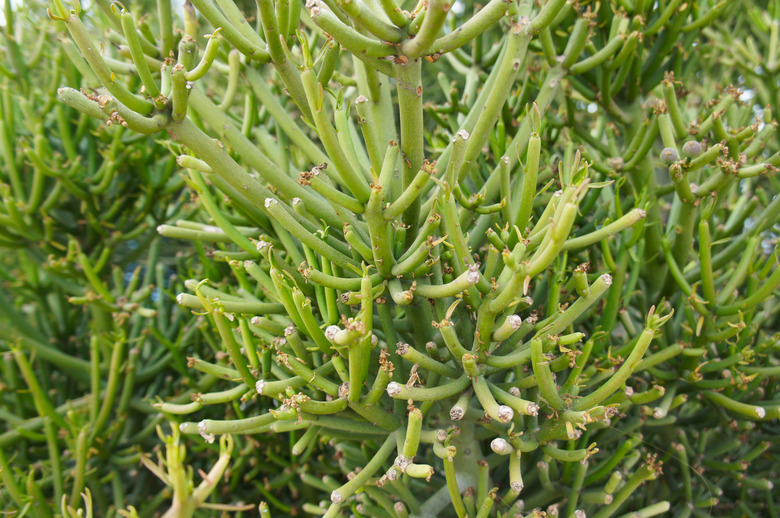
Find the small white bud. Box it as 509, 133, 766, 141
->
264, 198, 277, 208
490, 438, 510, 454
325, 325, 340, 341
255, 379, 265, 395
386, 382, 402, 397
497, 405, 514, 423
330, 490, 343, 504
601, 274, 613, 287
450, 406, 465, 421
508, 315, 522, 329
176, 293, 185, 305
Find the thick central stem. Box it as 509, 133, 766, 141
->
395, 59, 424, 239
413, 416, 482, 518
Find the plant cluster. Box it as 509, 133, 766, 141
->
1, 0, 779, 516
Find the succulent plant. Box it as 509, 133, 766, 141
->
1, 0, 779, 516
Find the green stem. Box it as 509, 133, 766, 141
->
395, 59, 425, 231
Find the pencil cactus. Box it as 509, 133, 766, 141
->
1, 0, 779, 515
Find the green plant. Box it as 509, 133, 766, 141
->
0, 1, 236, 514
2, 0, 779, 516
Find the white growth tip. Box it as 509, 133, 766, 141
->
255, 379, 265, 395
386, 382, 402, 397
450, 406, 464, 421
508, 315, 522, 329
490, 438, 509, 454
601, 273, 613, 287
264, 198, 277, 208
497, 405, 514, 423
325, 325, 340, 341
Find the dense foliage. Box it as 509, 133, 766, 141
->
1, 0, 779, 516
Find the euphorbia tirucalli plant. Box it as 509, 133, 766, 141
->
45, 0, 780, 515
